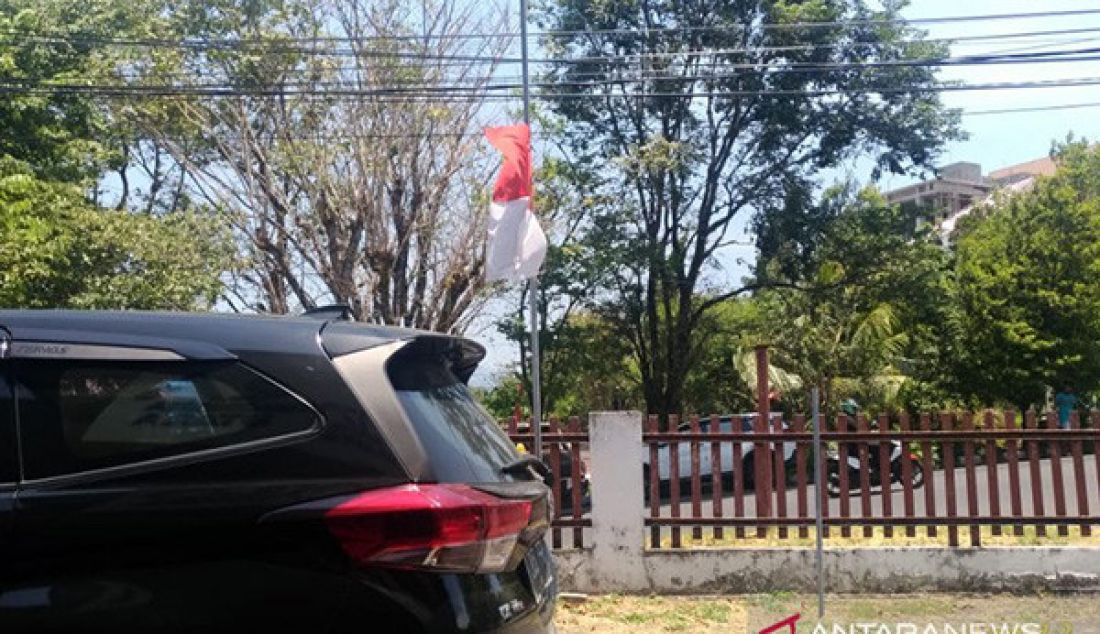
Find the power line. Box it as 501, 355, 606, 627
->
532, 28, 1100, 65
5, 25, 1100, 69
487, 34, 1100, 67
68, 53, 1100, 94
21, 46, 1100, 93
0, 31, 511, 64
542, 48, 1100, 78
3, 10, 1100, 48
963, 101, 1100, 116
179, 101, 1100, 141
529, 9, 1100, 39
5, 76, 1100, 100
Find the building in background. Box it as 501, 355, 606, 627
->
885, 156, 1056, 243
885, 162, 990, 226
987, 156, 1057, 185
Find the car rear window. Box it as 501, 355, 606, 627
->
15, 360, 320, 478
387, 357, 518, 482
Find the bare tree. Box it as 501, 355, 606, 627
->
141, 0, 508, 332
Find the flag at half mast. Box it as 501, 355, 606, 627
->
484, 123, 547, 281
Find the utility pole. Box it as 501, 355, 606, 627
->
812, 387, 825, 619
519, 0, 542, 457
754, 345, 773, 535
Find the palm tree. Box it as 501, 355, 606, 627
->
736, 295, 909, 415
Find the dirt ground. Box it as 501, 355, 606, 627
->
555, 592, 1100, 633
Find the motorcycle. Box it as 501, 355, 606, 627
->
826, 438, 925, 497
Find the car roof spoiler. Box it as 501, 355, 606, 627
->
320, 321, 486, 384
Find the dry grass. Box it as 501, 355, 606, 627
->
556, 593, 1098, 634
746, 592, 1098, 633
656, 525, 1100, 549
555, 594, 747, 633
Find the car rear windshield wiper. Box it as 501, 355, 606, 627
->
501, 455, 551, 480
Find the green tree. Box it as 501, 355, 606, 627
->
749, 186, 952, 414
537, 0, 962, 419
950, 141, 1100, 410
0, 158, 231, 309
680, 298, 761, 414
474, 374, 527, 422
495, 309, 642, 419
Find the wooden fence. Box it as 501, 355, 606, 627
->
507, 417, 591, 549
642, 411, 1100, 548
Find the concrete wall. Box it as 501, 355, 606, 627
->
559, 411, 1100, 594
555, 546, 1100, 594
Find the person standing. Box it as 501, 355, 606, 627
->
1055, 386, 1079, 429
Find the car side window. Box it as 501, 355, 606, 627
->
15, 360, 320, 479
0, 360, 15, 484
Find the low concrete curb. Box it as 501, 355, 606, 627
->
553, 547, 1100, 594
561, 412, 1100, 595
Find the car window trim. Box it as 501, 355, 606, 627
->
16, 427, 322, 490
12, 359, 325, 487
9, 341, 184, 361
8, 330, 236, 361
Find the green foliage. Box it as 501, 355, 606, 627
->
0, 158, 231, 309
949, 141, 1100, 409
496, 308, 642, 419
0, 0, 236, 310
537, 0, 962, 417
680, 299, 762, 414
750, 185, 952, 414
474, 374, 526, 422
0, 0, 162, 182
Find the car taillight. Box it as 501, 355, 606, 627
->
323, 484, 537, 573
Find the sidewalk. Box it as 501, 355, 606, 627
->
555, 592, 1098, 633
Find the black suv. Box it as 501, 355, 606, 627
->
0, 310, 556, 633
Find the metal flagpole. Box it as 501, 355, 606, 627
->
519, 0, 542, 457
811, 387, 825, 619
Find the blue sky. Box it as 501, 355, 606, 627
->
888, 0, 1100, 187
472, 0, 1100, 384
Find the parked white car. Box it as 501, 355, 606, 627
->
642, 414, 797, 497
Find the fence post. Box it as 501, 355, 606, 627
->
587, 411, 648, 591
755, 345, 773, 537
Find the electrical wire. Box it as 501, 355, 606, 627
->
5, 26, 1100, 67
5, 76, 1100, 100
962, 101, 1100, 116
174, 100, 1100, 143
14, 46, 1100, 93
2, 9, 1100, 47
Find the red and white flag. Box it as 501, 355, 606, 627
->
484, 123, 547, 281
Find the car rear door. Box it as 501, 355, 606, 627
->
0, 335, 345, 630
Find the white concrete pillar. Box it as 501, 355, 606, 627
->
587, 411, 648, 591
